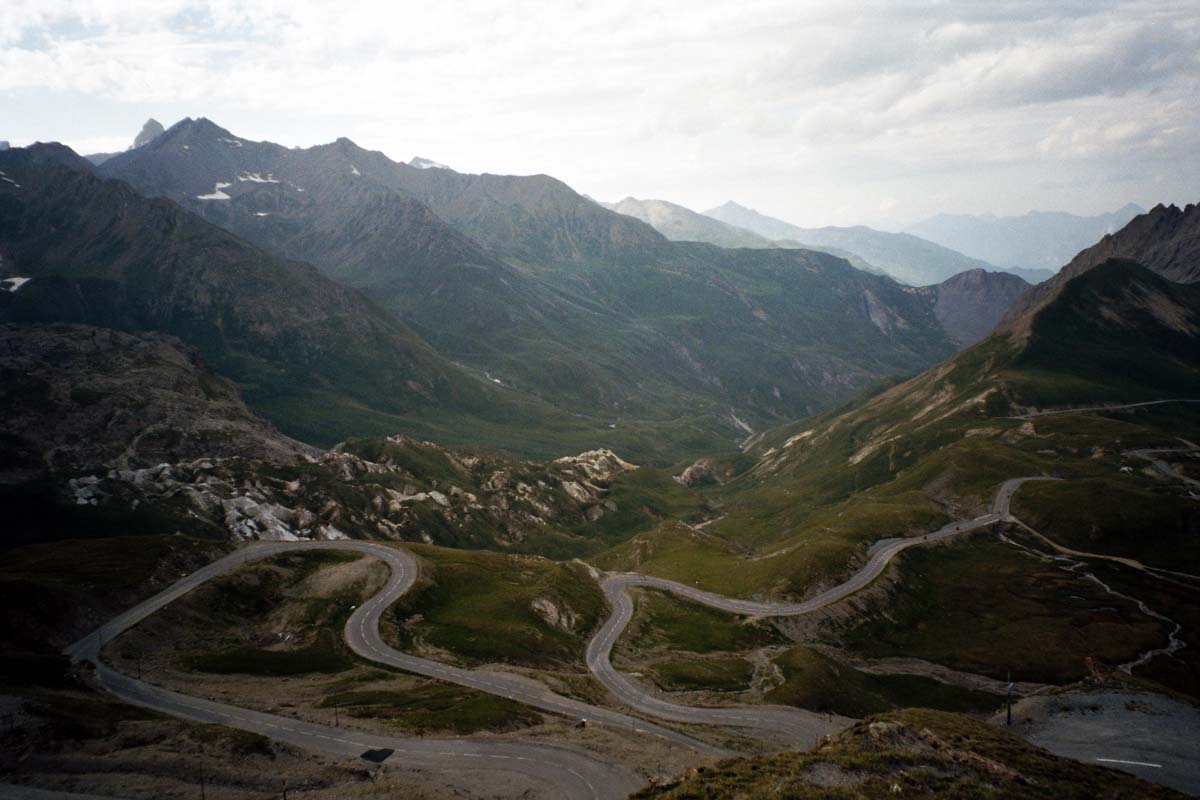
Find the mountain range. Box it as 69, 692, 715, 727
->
603, 196, 886, 274
0, 142, 561, 456
705, 200, 1054, 285
2, 112, 1197, 800
79, 117, 1033, 455
1002, 202, 1200, 325
907, 204, 1145, 273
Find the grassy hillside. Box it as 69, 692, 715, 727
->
386, 544, 607, 668
634, 708, 1185, 799
597, 260, 1200, 700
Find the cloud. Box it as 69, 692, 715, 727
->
1, 1, 1197, 226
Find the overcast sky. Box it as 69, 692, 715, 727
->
3, 1, 1197, 228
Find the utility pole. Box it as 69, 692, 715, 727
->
197, 743, 207, 800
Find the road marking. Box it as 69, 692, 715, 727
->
1097, 758, 1163, 768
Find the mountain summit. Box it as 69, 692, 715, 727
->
132, 118, 165, 149
604, 197, 773, 249
1001, 202, 1200, 326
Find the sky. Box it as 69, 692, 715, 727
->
2, 1, 1198, 228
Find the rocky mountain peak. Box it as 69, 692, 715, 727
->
158, 116, 236, 146
132, 118, 164, 149
1000, 200, 1200, 326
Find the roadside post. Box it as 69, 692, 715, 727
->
1006, 671, 1013, 726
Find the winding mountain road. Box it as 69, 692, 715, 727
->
586, 477, 1057, 741
67, 540, 650, 800
65, 477, 1056, 798
1124, 444, 1200, 491
1015, 398, 1200, 419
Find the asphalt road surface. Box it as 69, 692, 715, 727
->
586, 477, 1056, 742
66, 540, 652, 800
63, 475, 1057, 797
1015, 398, 1200, 419
1003, 690, 1200, 795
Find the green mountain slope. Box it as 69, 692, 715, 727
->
97, 119, 965, 448
636, 708, 1184, 799
0, 144, 618, 457
596, 256, 1200, 697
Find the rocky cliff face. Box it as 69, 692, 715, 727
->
0, 323, 311, 481
1001, 203, 1200, 325
907, 269, 1030, 346
132, 118, 164, 149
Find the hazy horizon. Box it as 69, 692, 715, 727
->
4, 1, 1197, 228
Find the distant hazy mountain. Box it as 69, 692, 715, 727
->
704, 201, 1034, 286
907, 204, 1144, 273
605, 196, 888, 274
604, 197, 774, 248
85, 117, 166, 165
1002, 202, 1200, 325
0, 141, 9, 151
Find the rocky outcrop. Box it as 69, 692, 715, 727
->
1001, 202, 1200, 326
132, 118, 165, 149
0, 323, 311, 480
58, 435, 640, 547
910, 268, 1030, 346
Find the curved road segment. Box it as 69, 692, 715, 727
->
66, 539, 647, 800
586, 477, 1056, 740
65, 476, 1055, 798
1015, 398, 1200, 419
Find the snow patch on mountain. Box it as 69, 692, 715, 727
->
2, 277, 31, 292
197, 181, 232, 200
350, 164, 361, 176
237, 172, 279, 183
410, 156, 450, 170
218, 137, 243, 147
